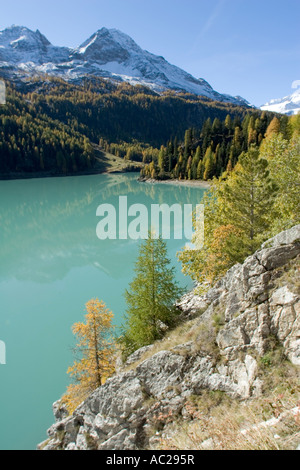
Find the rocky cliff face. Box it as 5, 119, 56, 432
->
38, 225, 300, 450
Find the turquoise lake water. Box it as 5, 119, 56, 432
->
0, 173, 206, 450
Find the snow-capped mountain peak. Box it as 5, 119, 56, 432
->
100, 28, 143, 54
0, 25, 249, 107
0, 25, 50, 54
0, 25, 69, 66
261, 88, 300, 115
74, 27, 134, 63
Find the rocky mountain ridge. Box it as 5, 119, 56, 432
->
38, 225, 300, 450
0, 25, 249, 106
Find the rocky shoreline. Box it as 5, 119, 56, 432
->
0, 167, 141, 182
38, 225, 300, 451
138, 176, 211, 189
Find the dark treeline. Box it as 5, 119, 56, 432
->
21, 77, 249, 147
0, 84, 95, 175
141, 112, 286, 180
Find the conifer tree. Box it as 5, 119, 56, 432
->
212, 117, 222, 135
265, 117, 281, 139
202, 118, 212, 151
158, 145, 167, 173
215, 143, 223, 176
121, 234, 183, 356
220, 147, 277, 254
203, 147, 215, 180
224, 114, 232, 135
62, 299, 115, 413
179, 146, 277, 286
260, 133, 300, 231
194, 145, 202, 163
184, 129, 192, 158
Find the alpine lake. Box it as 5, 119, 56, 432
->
0, 173, 206, 450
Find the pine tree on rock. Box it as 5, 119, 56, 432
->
62, 299, 115, 413
121, 234, 183, 357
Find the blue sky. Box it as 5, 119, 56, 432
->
0, 0, 299, 106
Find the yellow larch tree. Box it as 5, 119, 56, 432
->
62, 298, 116, 414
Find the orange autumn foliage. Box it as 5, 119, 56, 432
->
205, 224, 243, 283
62, 299, 116, 414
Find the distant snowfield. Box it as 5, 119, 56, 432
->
261, 88, 300, 115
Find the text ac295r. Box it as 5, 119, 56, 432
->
149, 455, 195, 465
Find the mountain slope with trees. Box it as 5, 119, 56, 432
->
179, 113, 300, 286
0, 76, 256, 178
141, 113, 290, 181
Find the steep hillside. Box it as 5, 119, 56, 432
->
38, 225, 300, 451
0, 78, 250, 177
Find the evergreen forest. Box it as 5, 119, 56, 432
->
0, 76, 273, 178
